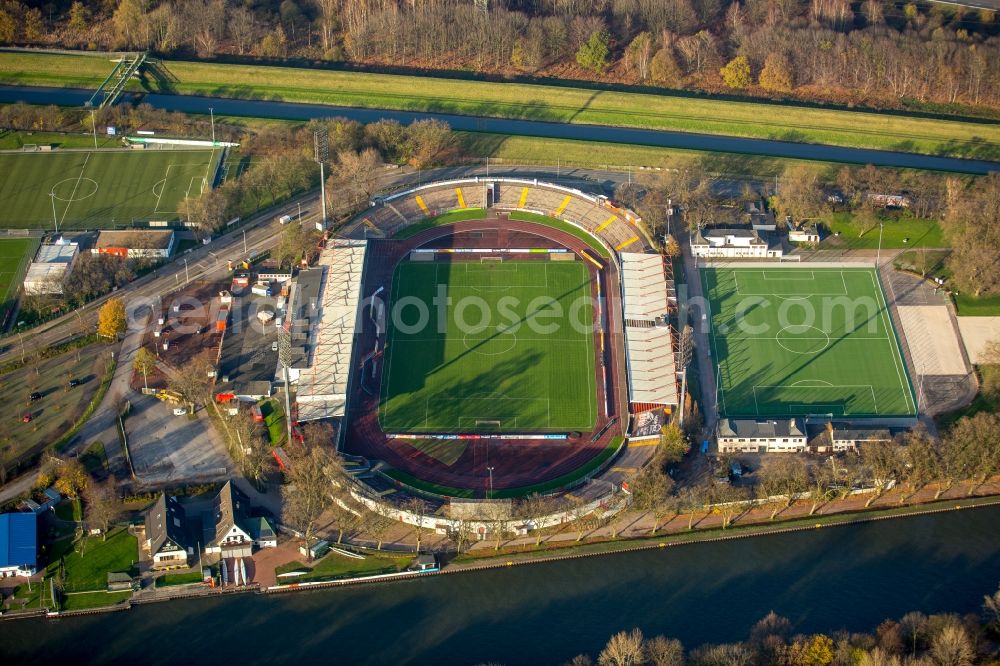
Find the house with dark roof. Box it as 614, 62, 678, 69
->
0, 512, 37, 578
717, 418, 807, 453
202, 481, 277, 558
93, 230, 176, 259
144, 494, 191, 569
829, 424, 892, 452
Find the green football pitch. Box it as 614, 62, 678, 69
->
0, 237, 39, 322
701, 267, 917, 418
379, 260, 598, 432
0, 149, 219, 229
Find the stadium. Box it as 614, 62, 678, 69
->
293, 179, 680, 502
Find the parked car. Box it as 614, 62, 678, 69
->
29, 392, 42, 401
21, 413, 32, 423
271, 341, 279, 352
172, 408, 188, 416
278, 214, 292, 224
68, 379, 81, 388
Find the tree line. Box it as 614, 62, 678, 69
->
0, 0, 997, 112
570, 589, 1000, 666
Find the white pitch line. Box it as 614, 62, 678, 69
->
59, 152, 91, 228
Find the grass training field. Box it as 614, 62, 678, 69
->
0, 52, 996, 159
701, 267, 916, 418
0, 237, 39, 320
380, 260, 597, 432
0, 149, 219, 228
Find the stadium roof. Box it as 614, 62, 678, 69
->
295, 240, 368, 422
620, 252, 678, 407
35, 242, 78, 264
0, 512, 37, 570
620, 253, 670, 321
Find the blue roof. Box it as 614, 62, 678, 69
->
0, 512, 37, 569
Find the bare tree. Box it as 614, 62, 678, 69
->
645, 636, 684, 666
402, 497, 429, 553
82, 479, 120, 540
929, 621, 975, 666
599, 628, 646, 666
860, 439, 901, 507
168, 349, 214, 412
518, 493, 554, 547
281, 445, 343, 558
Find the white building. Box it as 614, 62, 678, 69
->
717, 418, 807, 453
23, 241, 79, 295
691, 228, 783, 259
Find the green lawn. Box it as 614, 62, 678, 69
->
275, 550, 411, 584
393, 208, 488, 239
893, 249, 951, 278
1, 52, 996, 158
410, 438, 468, 466
155, 570, 204, 587
60, 590, 132, 611
702, 267, 917, 418
508, 212, 611, 258
0, 129, 123, 150
0, 149, 220, 228
381, 467, 475, 498
954, 292, 1000, 316
0, 237, 39, 322
379, 260, 597, 432
56, 527, 138, 592
54, 499, 82, 522
821, 212, 946, 249
489, 436, 624, 499
260, 399, 286, 445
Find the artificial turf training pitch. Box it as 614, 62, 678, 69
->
0, 149, 219, 228
379, 260, 598, 433
0, 237, 40, 319
701, 267, 917, 418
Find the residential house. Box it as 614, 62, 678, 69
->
745, 200, 776, 231
202, 481, 277, 558
93, 230, 176, 259
0, 512, 37, 578
691, 228, 783, 259
144, 494, 191, 569
717, 418, 807, 453
788, 220, 821, 244
828, 424, 892, 453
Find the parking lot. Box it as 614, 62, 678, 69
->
125, 393, 231, 484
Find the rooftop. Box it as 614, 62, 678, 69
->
719, 418, 806, 439
95, 230, 175, 249
35, 243, 78, 264
0, 512, 37, 570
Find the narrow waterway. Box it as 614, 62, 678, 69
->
1, 85, 998, 174
2, 505, 999, 665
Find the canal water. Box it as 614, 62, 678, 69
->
2, 506, 999, 665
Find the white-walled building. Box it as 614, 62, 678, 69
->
691, 228, 783, 259
717, 418, 807, 453
23, 241, 79, 295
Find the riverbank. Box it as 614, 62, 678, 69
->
3, 502, 998, 665
4, 484, 998, 622
0, 51, 997, 159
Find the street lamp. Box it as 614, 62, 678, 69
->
876, 221, 884, 267
487, 466, 494, 496
49, 191, 58, 234
209, 107, 215, 144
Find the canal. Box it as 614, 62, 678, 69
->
2, 505, 998, 665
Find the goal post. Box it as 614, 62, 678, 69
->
480, 256, 503, 263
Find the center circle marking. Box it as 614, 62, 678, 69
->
775, 325, 830, 354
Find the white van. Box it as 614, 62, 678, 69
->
278, 214, 292, 224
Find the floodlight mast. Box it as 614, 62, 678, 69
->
278, 323, 293, 446
314, 129, 330, 230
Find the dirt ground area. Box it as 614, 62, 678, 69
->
0, 343, 110, 469
143, 279, 228, 369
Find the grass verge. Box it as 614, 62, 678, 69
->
61, 590, 132, 611
954, 292, 1000, 316
56, 527, 138, 593
392, 208, 488, 239
821, 212, 946, 249
508, 211, 611, 258
155, 571, 204, 587
0, 52, 995, 158
275, 550, 411, 584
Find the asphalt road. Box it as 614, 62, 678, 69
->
1, 85, 998, 174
